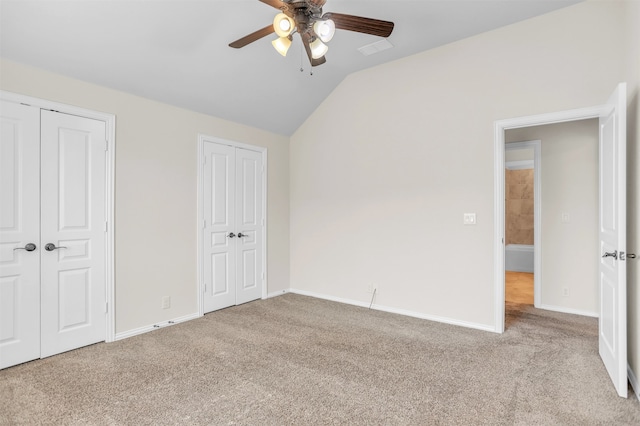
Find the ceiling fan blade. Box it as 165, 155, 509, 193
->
229, 25, 275, 49
302, 33, 327, 67
259, 0, 285, 10
323, 12, 394, 38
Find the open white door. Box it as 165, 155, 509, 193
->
598, 82, 627, 398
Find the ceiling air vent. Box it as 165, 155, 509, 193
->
357, 39, 394, 56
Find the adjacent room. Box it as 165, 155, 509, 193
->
1, 0, 639, 423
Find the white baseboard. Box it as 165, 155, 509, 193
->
629, 365, 640, 402
266, 289, 289, 299
536, 303, 598, 318
289, 288, 495, 333
114, 312, 201, 341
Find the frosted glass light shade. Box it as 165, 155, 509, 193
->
313, 19, 335, 43
272, 36, 291, 56
309, 38, 328, 59
273, 13, 295, 37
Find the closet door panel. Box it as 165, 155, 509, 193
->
0, 101, 41, 369
235, 148, 263, 305
203, 143, 236, 313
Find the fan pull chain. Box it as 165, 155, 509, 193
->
300, 42, 304, 73
298, 42, 312, 76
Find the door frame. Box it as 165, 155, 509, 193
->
505, 140, 541, 307
493, 105, 603, 333
196, 134, 267, 316
0, 90, 116, 343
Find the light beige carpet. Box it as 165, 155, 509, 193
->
1, 294, 639, 425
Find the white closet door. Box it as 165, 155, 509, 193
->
235, 148, 263, 305
202, 142, 264, 313
0, 101, 41, 369
40, 110, 107, 358
203, 143, 237, 313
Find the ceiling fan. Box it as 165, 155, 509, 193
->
229, 0, 395, 67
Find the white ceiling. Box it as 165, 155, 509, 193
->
0, 0, 581, 135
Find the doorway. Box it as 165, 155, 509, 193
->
504, 141, 540, 309
505, 123, 601, 319
0, 93, 115, 369
493, 83, 628, 397
197, 135, 267, 315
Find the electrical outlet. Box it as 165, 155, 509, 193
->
562, 288, 569, 297
162, 296, 171, 309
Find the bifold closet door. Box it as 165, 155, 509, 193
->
0, 102, 107, 369
202, 143, 263, 313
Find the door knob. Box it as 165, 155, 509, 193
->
14, 243, 37, 252
602, 251, 618, 260
628, 254, 636, 259
238, 233, 249, 238
44, 243, 67, 251
227, 233, 236, 238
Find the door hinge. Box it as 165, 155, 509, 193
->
105, 302, 108, 313
104, 222, 108, 232
203, 155, 207, 165
202, 219, 206, 229
104, 140, 108, 151
203, 283, 207, 292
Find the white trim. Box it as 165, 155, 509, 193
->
628, 365, 640, 402
114, 312, 200, 341
494, 107, 603, 333
505, 244, 534, 251
0, 90, 116, 343
267, 289, 289, 299
290, 289, 495, 333
505, 160, 534, 170
196, 134, 268, 316
536, 304, 598, 318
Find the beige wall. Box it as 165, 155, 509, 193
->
291, 0, 636, 342
507, 120, 599, 315
0, 59, 290, 334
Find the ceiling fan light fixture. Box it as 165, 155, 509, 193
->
273, 13, 295, 37
272, 36, 292, 57
309, 37, 328, 59
313, 19, 335, 43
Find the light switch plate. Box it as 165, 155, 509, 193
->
464, 213, 477, 225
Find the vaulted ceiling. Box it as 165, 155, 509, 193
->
0, 0, 581, 135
